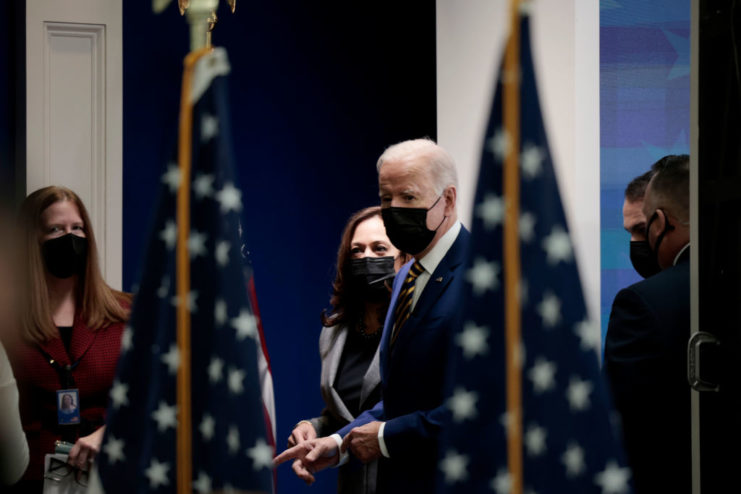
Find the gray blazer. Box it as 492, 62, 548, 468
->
307, 325, 381, 494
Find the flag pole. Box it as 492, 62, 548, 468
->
503, 0, 523, 493
176, 45, 212, 494
171, 3, 237, 493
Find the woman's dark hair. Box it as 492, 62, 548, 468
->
321, 206, 387, 328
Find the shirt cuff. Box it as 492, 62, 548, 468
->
378, 422, 390, 458
331, 433, 349, 467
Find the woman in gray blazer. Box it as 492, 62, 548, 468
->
287, 206, 407, 494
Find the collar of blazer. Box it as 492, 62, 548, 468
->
38, 314, 99, 367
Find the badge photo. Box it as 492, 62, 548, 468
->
57, 389, 81, 425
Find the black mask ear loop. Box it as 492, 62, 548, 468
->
428, 193, 447, 232
647, 209, 675, 265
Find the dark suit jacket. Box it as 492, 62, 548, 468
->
337, 226, 470, 494
604, 248, 691, 494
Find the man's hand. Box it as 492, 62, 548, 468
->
287, 421, 317, 447
68, 425, 105, 470
341, 421, 383, 463
274, 436, 339, 484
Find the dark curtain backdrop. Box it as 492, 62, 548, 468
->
123, 2, 436, 493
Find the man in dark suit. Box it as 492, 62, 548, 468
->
604, 154, 691, 494
275, 139, 469, 493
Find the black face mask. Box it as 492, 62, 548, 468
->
629, 241, 661, 278
42, 234, 88, 279
349, 256, 395, 302
645, 209, 674, 270
381, 196, 445, 255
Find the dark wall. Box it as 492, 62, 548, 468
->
123, 3, 436, 493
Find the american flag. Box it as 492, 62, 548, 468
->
94, 48, 273, 494
436, 12, 632, 494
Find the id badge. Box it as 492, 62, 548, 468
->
56, 388, 81, 425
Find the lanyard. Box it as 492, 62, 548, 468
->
37, 346, 82, 389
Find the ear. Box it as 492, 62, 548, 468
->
443, 185, 457, 215
647, 209, 666, 248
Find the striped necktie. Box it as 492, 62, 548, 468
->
391, 261, 424, 346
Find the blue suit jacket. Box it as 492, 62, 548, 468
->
337, 226, 470, 493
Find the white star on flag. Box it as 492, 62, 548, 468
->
491, 469, 513, 494
193, 173, 215, 200
228, 367, 246, 395
214, 298, 228, 326
245, 439, 274, 470
201, 114, 219, 142
521, 142, 545, 179
199, 414, 215, 441
120, 326, 133, 353
188, 230, 208, 259
574, 318, 602, 354
109, 380, 129, 409
519, 212, 537, 243
151, 401, 178, 432
476, 193, 505, 230
448, 387, 478, 423
231, 309, 258, 340
226, 425, 240, 454
439, 450, 469, 484
208, 357, 224, 383
170, 290, 198, 312
594, 460, 631, 494
527, 357, 558, 394
144, 458, 170, 488
161, 164, 181, 193
542, 226, 573, 265
455, 321, 489, 359
216, 183, 242, 213
566, 376, 593, 411
487, 128, 510, 161
159, 220, 177, 250
161, 344, 180, 375
193, 471, 212, 494
524, 424, 547, 457
215, 240, 231, 267
562, 442, 586, 478
103, 435, 125, 464
537, 292, 562, 328
465, 257, 500, 296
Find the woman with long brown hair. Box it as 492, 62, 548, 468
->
6, 186, 130, 491
284, 206, 407, 494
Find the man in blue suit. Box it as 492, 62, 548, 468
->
275, 139, 469, 493
604, 155, 690, 494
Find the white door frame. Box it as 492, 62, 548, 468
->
26, 0, 123, 289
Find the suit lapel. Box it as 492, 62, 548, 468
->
389, 228, 470, 355
326, 328, 354, 422
69, 314, 98, 363
38, 332, 70, 367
